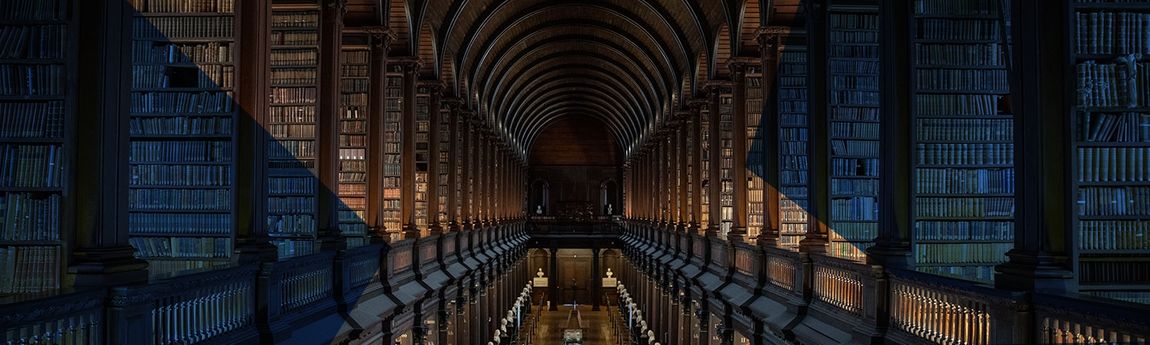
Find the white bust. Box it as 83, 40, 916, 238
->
537, 268, 545, 278
605, 268, 614, 278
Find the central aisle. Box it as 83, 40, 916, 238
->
528, 305, 620, 345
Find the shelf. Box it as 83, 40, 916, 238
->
915, 164, 1014, 169
914, 89, 1009, 95
129, 185, 232, 190
0, 186, 64, 193
132, 87, 234, 92
914, 216, 1014, 221
129, 233, 232, 238
1075, 141, 1150, 147
0, 241, 62, 246
914, 193, 1014, 197
130, 134, 233, 140
1076, 215, 1150, 221
129, 209, 233, 214
915, 239, 1012, 244
1076, 181, 1150, 186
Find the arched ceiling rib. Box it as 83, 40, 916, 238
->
342, 0, 807, 158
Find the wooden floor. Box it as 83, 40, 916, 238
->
527, 305, 620, 345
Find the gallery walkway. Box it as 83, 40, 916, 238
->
528, 305, 620, 345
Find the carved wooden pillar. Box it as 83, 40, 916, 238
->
316, 0, 346, 248
365, 29, 395, 241
427, 84, 445, 236
867, 1, 914, 267
69, 0, 149, 285
801, 0, 830, 253
730, 62, 749, 243
400, 59, 421, 239
445, 99, 462, 232
756, 28, 783, 248
706, 84, 726, 238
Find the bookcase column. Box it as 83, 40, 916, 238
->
365, 28, 396, 241
730, 62, 749, 243
316, 0, 345, 249
676, 115, 691, 232
800, 0, 830, 253
427, 84, 445, 236
866, 0, 913, 268
993, 0, 1076, 293
688, 100, 706, 233
444, 99, 462, 232
399, 59, 420, 239
706, 84, 727, 238
69, 0, 149, 286
756, 29, 784, 248
233, 0, 276, 260
459, 113, 473, 228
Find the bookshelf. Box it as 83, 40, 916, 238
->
127, 0, 236, 275
912, 0, 1015, 282
0, 0, 70, 295
826, 5, 879, 261
268, 3, 320, 258
438, 99, 450, 226
778, 44, 809, 249
338, 38, 369, 248
745, 65, 765, 242
718, 87, 736, 236
415, 85, 431, 233
382, 64, 403, 241
1071, 0, 1150, 300
699, 100, 712, 229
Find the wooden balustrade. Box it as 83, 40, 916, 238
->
1033, 293, 1150, 345
764, 246, 799, 293
0, 290, 104, 345
887, 269, 1022, 345
109, 265, 260, 345
343, 244, 382, 290
811, 257, 865, 316
274, 252, 336, 314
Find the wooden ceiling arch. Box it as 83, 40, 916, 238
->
341, 0, 804, 158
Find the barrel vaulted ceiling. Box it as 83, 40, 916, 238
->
344, 0, 805, 159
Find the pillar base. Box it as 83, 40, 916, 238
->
994, 250, 1077, 293
402, 224, 420, 240
235, 237, 279, 263
428, 223, 444, 236
68, 245, 148, 287
865, 242, 913, 269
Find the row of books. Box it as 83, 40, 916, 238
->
132, 42, 233, 64
339, 135, 367, 148
918, 265, 995, 282
829, 46, 878, 60
129, 237, 232, 258
129, 189, 230, 210
342, 80, 369, 92
916, 143, 1014, 165
917, 118, 1013, 141
915, 19, 1002, 41
914, 221, 1013, 241
917, 167, 1014, 195
1076, 11, 1150, 55
831, 158, 879, 177
268, 196, 315, 213
832, 107, 880, 121
130, 116, 232, 136
0, 144, 63, 187
131, 164, 230, 186
915, 94, 1003, 116
267, 140, 315, 160
342, 65, 369, 78
915, 243, 1012, 264
129, 0, 234, 14
915, 43, 1005, 66
271, 68, 317, 86
339, 148, 366, 160
0, 193, 60, 241
829, 12, 878, 29
916, 69, 1009, 92
0, 64, 65, 96
273, 239, 316, 259
134, 17, 234, 40
269, 176, 315, 194
831, 178, 877, 195
131, 65, 234, 89
131, 91, 234, 114
830, 197, 878, 221
271, 50, 318, 65
830, 90, 879, 105
915, 197, 1014, 218
128, 213, 230, 234
129, 141, 231, 162
270, 88, 317, 103
830, 122, 879, 138
781, 170, 809, 185
828, 242, 870, 261
271, 13, 318, 29
0, 25, 67, 59
268, 215, 316, 235
828, 223, 876, 241
269, 124, 315, 139
1077, 147, 1150, 182
1079, 220, 1150, 250
1079, 112, 1150, 142
271, 32, 318, 46
914, 0, 1000, 16
829, 76, 878, 91
0, 246, 59, 294
829, 31, 878, 44
1079, 261, 1149, 284
0, 102, 62, 138
270, 106, 315, 122
2, 0, 67, 20
1078, 186, 1150, 216
1076, 59, 1150, 108
830, 140, 878, 157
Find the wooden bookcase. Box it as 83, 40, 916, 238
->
911, 0, 1015, 282
744, 64, 765, 241
826, 4, 880, 261
267, 2, 320, 258
0, 0, 72, 294
338, 34, 370, 248
382, 64, 403, 241
127, 0, 237, 275
1070, 0, 1150, 303
778, 43, 809, 249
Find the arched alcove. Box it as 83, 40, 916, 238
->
528, 117, 622, 218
